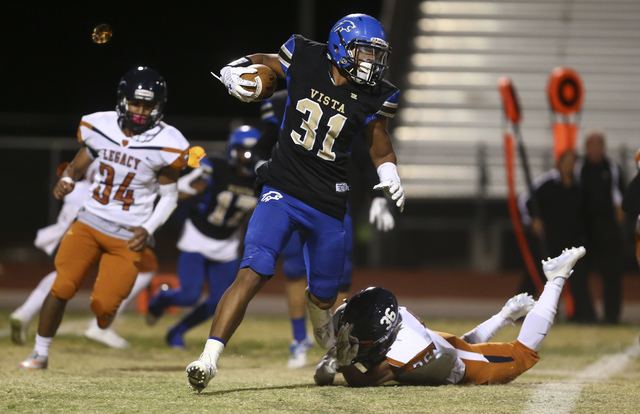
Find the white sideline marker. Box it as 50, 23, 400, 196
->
522, 344, 640, 414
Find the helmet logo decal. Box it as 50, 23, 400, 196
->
261, 191, 283, 202
380, 307, 396, 330
333, 19, 356, 33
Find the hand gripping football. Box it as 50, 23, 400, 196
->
240, 64, 277, 101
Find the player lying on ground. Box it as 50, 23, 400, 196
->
314, 246, 586, 386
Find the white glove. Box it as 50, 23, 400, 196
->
313, 352, 337, 386
335, 323, 359, 367
369, 197, 395, 232
217, 66, 257, 102
373, 181, 405, 213
374, 162, 405, 213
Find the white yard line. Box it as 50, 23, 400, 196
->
0, 319, 91, 338
522, 344, 640, 414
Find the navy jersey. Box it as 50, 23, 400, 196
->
189, 156, 258, 240
256, 89, 288, 161
260, 89, 383, 200
256, 35, 399, 219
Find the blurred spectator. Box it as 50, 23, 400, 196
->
621, 148, 640, 269
519, 150, 595, 323
574, 129, 626, 324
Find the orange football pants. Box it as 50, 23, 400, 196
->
52, 220, 146, 327
437, 332, 540, 385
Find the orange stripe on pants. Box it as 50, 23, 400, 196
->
53, 220, 142, 325
436, 332, 540, 385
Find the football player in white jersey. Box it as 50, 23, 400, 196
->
19, 66, 191, 370
10, 160, 158, 349
314, 246, 586, 387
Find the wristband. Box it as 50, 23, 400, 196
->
377, 162, 400, 183
61, 177, 74, 184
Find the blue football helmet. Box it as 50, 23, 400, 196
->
116, 66, 167, 137
339, 286, 402, 365
227, 125, 259, 175
328, 14, 391, 86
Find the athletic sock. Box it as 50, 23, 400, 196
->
291, 317, 307, 343
201, 337, 225, 366
34, 334, 53, 357
517, 278, 564, 351
461, 314, 511, 344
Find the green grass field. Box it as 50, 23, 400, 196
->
2, 310, 639, 413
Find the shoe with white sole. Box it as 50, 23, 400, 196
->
499, 293, 536, 322
84, 320, 130, 349
10, 312, 29, 345
18, 351, 48, 370
287, 336, 313, 369
186, 355, 217, 393
542, 246, 586, 281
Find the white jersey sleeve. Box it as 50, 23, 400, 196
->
386, 308, 465, 385
33, 160, 100, 255
77, 111, 190, 228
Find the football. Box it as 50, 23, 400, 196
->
240, 64, 277, 101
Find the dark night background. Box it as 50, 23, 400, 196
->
0, 1, 390, 262
2, 1, 384, 133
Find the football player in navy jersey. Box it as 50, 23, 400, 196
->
256, 90, 395, 369
186, 13, 405, 391
145, 126, 259, 347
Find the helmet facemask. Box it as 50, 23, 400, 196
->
228, 145, 255, 177
349, 314, 402, 365
335, 33, 391, 86
339, 286, 402, 366
226, 125, 259, 176
119, 96, 165, 138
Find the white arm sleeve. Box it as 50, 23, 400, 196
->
141, 182, 178, 235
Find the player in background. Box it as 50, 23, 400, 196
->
574, 129, 626, 324
256, 90, 395, 368
186, 13, 404, 391
19, 66, 193, 370
314, 247, 586, 387
10, 161, 156, 349
622, 147, 640, 268
518, 150, 593, 323
145, 126, 259, 348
